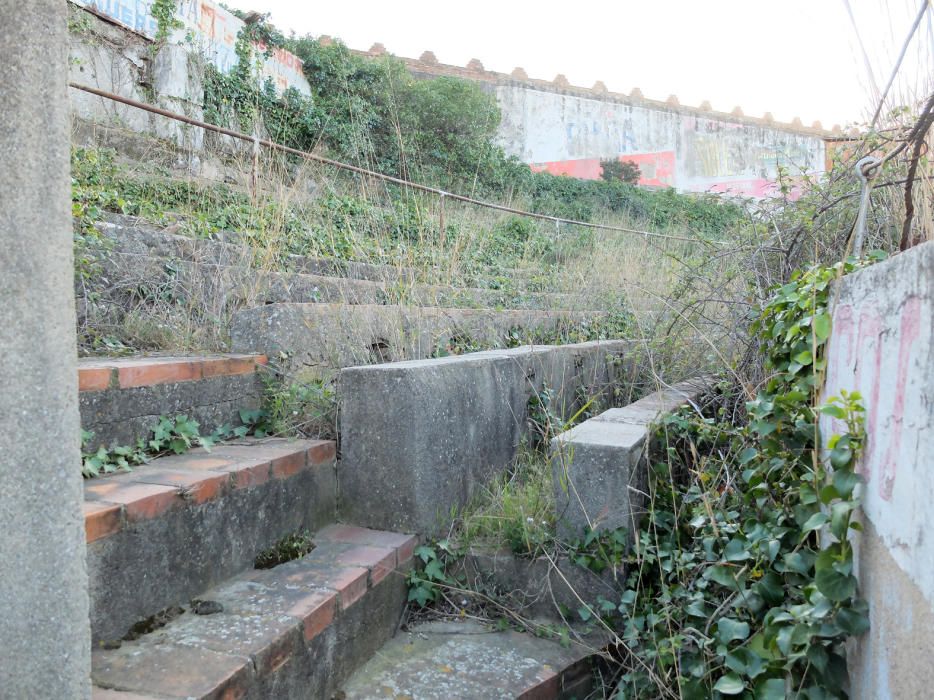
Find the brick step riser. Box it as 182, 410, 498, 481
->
85, 440, 336, 642
78, 355, 266, 451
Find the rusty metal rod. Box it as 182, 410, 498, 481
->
68, 81, 718, 245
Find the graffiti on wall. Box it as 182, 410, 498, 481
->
73, 0, 311, 95
500, 86, 825, 198
819, 252, 932, 603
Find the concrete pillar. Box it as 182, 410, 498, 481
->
0, 2, 92, 697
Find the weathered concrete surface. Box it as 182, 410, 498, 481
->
339, 342, 631, 535
89, 216, 586, 322
819, 242, 934, 699
341, 620, 594, 699
551, 380, 705, 539
232, 304, 609, 375
458, 548, 622, 623
87, 441, 337, 642
0, 2, 92, 696
91, 534, 412, 699
80, 372, 262, 449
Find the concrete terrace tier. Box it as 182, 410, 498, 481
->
79, 354, 267, 449
91, 215, 586, 313
339, 342, 633, 535
84, 438, 337, 641
91, 525, 417, 699
232, 303, 613, 373
341, 620, 595, 699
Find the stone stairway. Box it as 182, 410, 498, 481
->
90, 523, 415, 698
77, 344, 624, 698
95, 214, 588, 313
78, 353, 418, 698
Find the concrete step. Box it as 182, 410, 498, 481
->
91, 524, 417, 700
78, 353, 267, 450
231, 302, 611, 373
93, 215, 586, 311
340, 620, 595, 699
84, 438, 337, 642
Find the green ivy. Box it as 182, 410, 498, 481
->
602, 256, 883, 698
150, 0, 182, 45
81, 413, 217, 478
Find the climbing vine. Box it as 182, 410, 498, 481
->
151, 0, 182, 45
601, 257, 882, 698
404, 257, 881, 698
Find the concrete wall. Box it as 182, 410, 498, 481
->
819, 242, 934, 700
551, 380, 705, 540
71, 0, 310, 94
0, 1, 92, 696
338, 342, 632, 535
390, 51, 830, 199
498, 85, 825, 198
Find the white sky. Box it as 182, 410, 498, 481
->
224, 0, 934, 128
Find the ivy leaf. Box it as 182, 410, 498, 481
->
755, 677, 786, 700
713, 673, 745, 695
793, 350, 814, 366
832, 469, 861, 498
835, 606, 870, 635
830, 444, 853, 469
820, 404, 847, 419
407, 584, 431, 607
414, 545, 436, 564
801, 512, 829, 532
813, 313, 832, 342
815, 548, 856, 601
707, 565, 742, 590
724, 538, 751, 562
423, 558, 445, 581
716, 617, 750, 644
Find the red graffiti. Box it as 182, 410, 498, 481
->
878, 297, 922, 500
827, 296, 923, 499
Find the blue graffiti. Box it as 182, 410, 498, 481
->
82, 0, 159, 36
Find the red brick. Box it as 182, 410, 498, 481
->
131, 469, 229, 505
281, 565, 369, 610
79, 367, 113, 392
285, 590, 336, 641
270, 451, 307, 480
228, 459, 273, 489
306, 440, 336, 465
396, 535, 419, 570
117, 359, 200, 388
316, 525, 418, 569
83, 502, 123, 543
334, 545, 397, 586
85, 482, 180, 522
153, 454, 240, 472
201, 355, 261, 379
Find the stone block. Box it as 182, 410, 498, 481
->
551, 380, 705, 540
339, 342, 632, 536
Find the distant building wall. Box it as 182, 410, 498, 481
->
820, 242, 934, 699
379, 48, 833, 198
71, 0, 310, 95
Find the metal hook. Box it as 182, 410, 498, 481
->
853, 155, 881, 257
